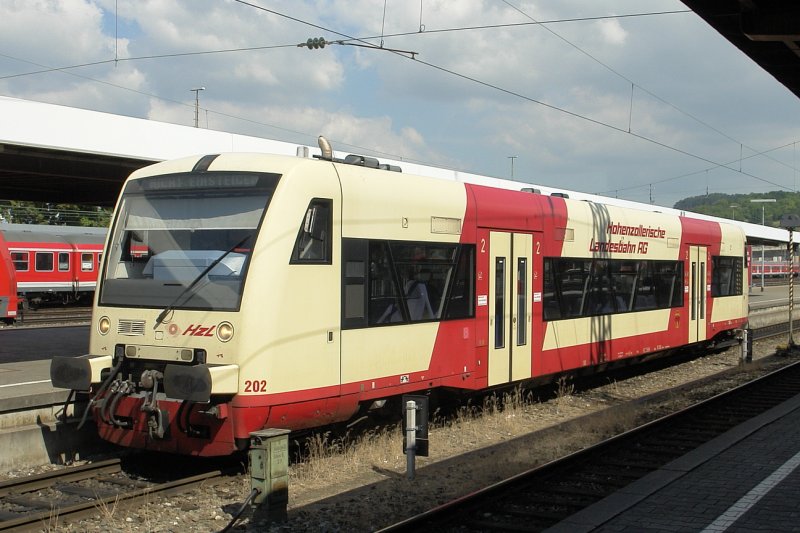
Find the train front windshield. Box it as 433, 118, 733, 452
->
99, 172, 280, 311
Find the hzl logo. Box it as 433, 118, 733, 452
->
182, 324, 216, 337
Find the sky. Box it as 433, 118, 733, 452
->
1, 0, 799, 211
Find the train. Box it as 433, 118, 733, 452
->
0, 223, 106, 324
50, 139, 749, 456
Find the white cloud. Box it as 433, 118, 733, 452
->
0, 0, 798, 208
596, 19, 628, 45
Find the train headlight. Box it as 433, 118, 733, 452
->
98, 316, 111, 335
217, 322, 234, 342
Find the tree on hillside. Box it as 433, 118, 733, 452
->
674, 191, 800, 225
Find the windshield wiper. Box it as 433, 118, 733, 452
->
153, 234, 253, 329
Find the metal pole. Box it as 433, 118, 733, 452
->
790, 228, 795, 346
405, 400, 416, 480
761, 206, 766, 292
740, 328, 751, 364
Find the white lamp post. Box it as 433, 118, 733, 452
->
751, 199, 776, 291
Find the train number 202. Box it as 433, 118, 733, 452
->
244, 380, 268, 393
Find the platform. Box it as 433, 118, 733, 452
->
0, 359, 104, 471
548, 389, 800, 532
0, 359, 67, 409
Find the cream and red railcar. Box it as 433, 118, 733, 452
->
50, 148, 748, 456
0, 224, 105, 322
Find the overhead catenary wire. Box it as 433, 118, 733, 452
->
229, 1, 798, 194
0, 2, 796, 200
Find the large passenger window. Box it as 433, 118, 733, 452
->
711, 256, 743, 297
543, 257, 683, 321
81, 253, 94, 272
342, 238, 475, 329
58, 252, 70, 272
11, 252, 28, 272
35, 252, 54, 272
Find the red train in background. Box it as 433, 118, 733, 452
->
0, 223, 106, 324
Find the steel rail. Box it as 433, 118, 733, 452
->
378, 357, 800, 532
0, 460, 228, 531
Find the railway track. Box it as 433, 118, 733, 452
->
380, 357, 800, 532
0, 457, 232, 531
9, 306, 91, 327
0, 316, 791, 531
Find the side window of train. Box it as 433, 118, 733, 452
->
369, 241, 404, 325
291, 199, 332, 264
543, 257, 684, 321
341, 238, 476, 329
443, 245, 475, 320
388, 242, 474, 323
341, 238, 369, 329
711, 256, 743, 297
11, 252, 29, 272
35, 252, 54, 272
81, 253, 94, 272
58, 252, 70, 272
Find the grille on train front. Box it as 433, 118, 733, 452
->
118, 319, 146, 336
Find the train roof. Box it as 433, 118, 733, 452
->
117, 146, 787, 252
0, 223, 106, 244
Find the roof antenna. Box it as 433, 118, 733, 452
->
318, 136, 333, 160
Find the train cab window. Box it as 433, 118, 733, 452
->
291, 199, 332, 264
35, 252, 54, 272
11, 252, 28, 272
58, 252, 70, 272
81, 253, 94, 272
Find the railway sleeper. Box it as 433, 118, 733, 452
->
512, 491, 599, 508
630, 442, 697, 456
470, 510, 561, 530
547, 483, 621, 498
595, 451, 669, 464
3, 494, 57, 510
96, 475, 154, 489
567, 464, 649, 481
566, 471, 634, 488
593, 457, 663, 471
666, 427, 729, 440
55, 482, 119, 500
468, 516, 553, 531
644, 435, 710, 448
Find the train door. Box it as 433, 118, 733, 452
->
688, 245, 708, 343
487, 231, 532, 386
